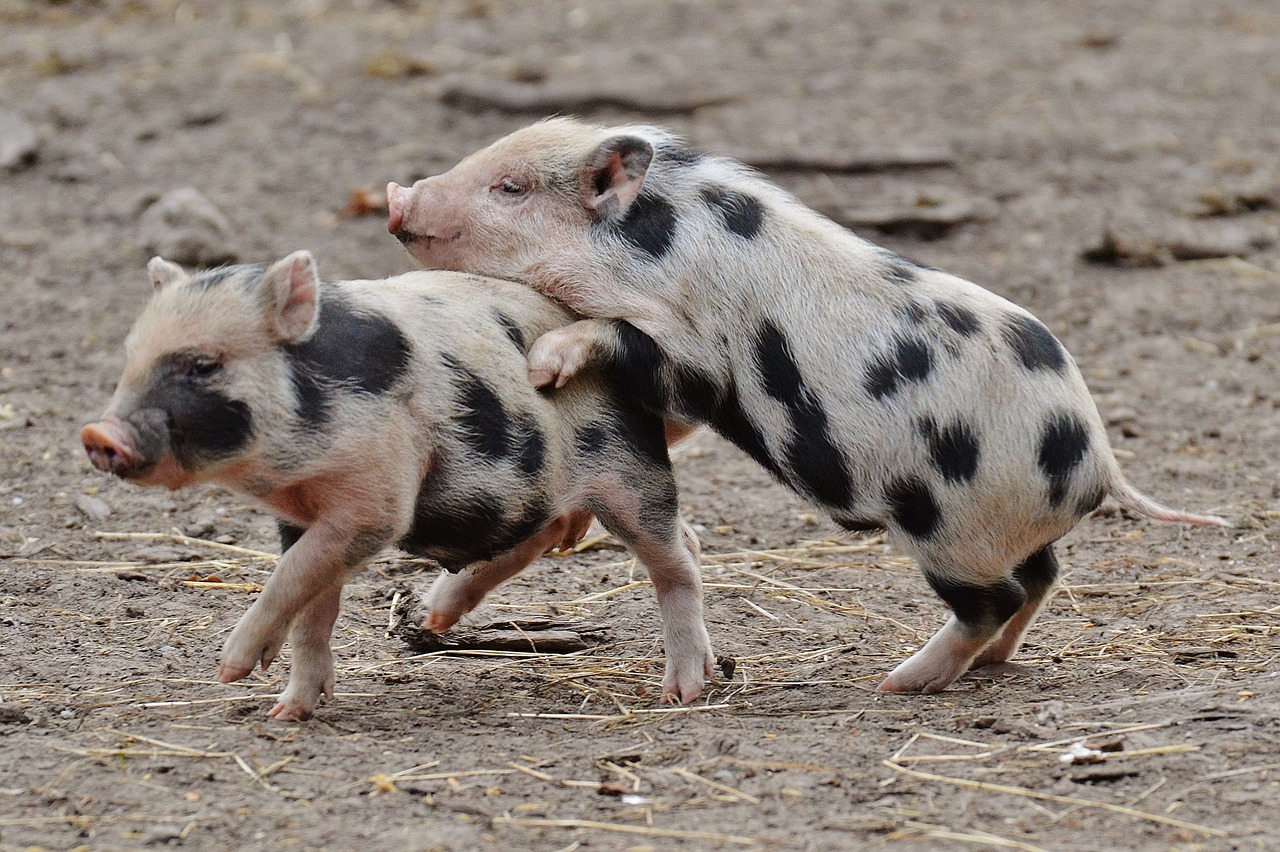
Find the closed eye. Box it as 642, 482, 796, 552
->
492, 176, 528, 195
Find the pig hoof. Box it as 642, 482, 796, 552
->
876, 664, 963, 695
267, 698, 315, 722
527, 328, 591, 389
661, 648, 716, 704
217, 661, 255, 684
424, 611, 460, 634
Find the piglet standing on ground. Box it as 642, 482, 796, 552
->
81, 252, 714, 719
386, 117, 1230, 695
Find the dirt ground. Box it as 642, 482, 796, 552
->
2, 0, 1279, 849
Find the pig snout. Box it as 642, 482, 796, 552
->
386, 182, 407, 235
81, 417, 141, 478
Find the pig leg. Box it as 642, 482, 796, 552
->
878, 553, 1030, 694
268, 579, 342, 722
969, 544, 1060, 670
589, 484, 714, 704
527, 319, 617, 389
424, 514, 582, 633
219, 523, 393, 683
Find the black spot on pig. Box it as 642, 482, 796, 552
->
612, 192, 678, 259
514, 414, 546, 479
936, 302, 981, 337
700, 185, 765, 240
285, 290, 412, 425
900, 301, 929, 325
601, 321, 786, 487
445, 355, 515, 462
493, 311, 526, 352
754, 319, 853, 507
1077, 483, 1106, 516
138, 355, 253, 469
886, 476, 941, 540
189, 264, 265, 291
837, 516, 884, 534
918, 417, 980, 483
1003, 314, 1067, 373
926, 574, 1025, 629
882, 251, 933, 285
576, 421, 609, 457
865, 336, 933, 400
401, 484, 515, 571
277, 522, 305, 553
1037, 413, 1090, 506
657, 143, 705, 166
1012, 544, 1059, 597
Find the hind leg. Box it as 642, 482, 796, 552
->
591, 484, 714, 704
969, 544, 1060, 670
878, 565, 1026, 695
424, 514, 583, 633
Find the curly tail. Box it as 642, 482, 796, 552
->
1109, 475, 1231, 528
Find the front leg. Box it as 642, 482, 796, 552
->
218, 522, 392, 684
268, 580, 342, 721
527, 319, 622, 389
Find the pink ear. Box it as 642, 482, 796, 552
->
147, 256, 185, 291
581, 135, 654, 219
262, 251, 319, 342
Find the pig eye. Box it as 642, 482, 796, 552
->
493, 177, 528, 196
183, 358, 222, 380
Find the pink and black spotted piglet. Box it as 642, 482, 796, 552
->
82, 253, 714, 719
386, 117, 1230, 695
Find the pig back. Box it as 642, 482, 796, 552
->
340, 271, 649, 570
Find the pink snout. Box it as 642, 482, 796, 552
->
81, 417, 140, 478
386, 182, 408, 235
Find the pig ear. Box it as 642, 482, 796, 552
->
261, 250, 320, 343
581, 135, 654, 219
147, 256, 186, 291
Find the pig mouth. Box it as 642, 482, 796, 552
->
392, 228, 462, 249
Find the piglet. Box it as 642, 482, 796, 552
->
82, 252, 714, 719
386, 117, 1229, 694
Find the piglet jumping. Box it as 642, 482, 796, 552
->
81, 252, 714, 720
386, 117, 1230, 695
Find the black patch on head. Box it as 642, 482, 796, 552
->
393, 230, 419, 245
1003, 314, 1067, 373
284, 288, 412, 426
700, 185, 765, 240
136, 353, 254, 470
493, 311, 525, 352
612, 192, 678, 259
918, 416, 981, 484
656, 143, 705, 166
936, 302, 981, 337
188, 264, 265, 291
754, 319, 854, 508
926, 574, 1025, 631
886, 476, 941, 540
1012, 544, 1060, 598
444, 355, 515, 462
864, 337, 934, 400
277, 522, 305, 554
1038, 413, 1091, 506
